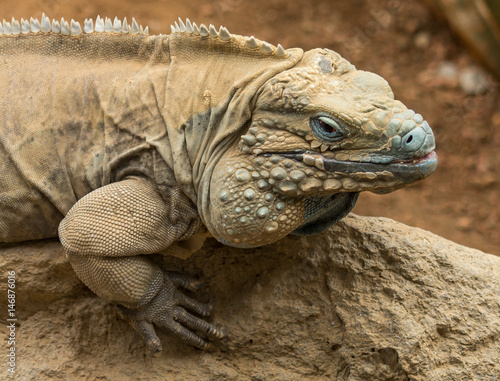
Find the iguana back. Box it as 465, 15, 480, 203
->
0, 22, 166, 241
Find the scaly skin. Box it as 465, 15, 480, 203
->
0, 16, 436, 354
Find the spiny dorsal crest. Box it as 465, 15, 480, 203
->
170, 17, 287, 58
0, 14, 149, 37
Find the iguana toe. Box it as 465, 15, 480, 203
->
173, 307, 226, 339
175, 291, 214, 317
157, 317, 211, 350
117, 272, 225, 354
133, 319, 163, 356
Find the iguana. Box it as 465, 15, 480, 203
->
0, 15, 437, 354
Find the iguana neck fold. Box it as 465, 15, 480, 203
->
151, 32, 303, 223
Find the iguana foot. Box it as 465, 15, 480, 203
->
117, 272, 226, 356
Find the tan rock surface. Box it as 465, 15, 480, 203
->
1, 214, 499, 380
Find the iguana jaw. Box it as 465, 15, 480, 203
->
259, 148, 437, 195
206, 144, 436, 248
288, 151, 436, 235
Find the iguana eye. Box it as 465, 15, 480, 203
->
310, 116, 344, 143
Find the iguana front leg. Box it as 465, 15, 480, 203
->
58, 178, 226, 354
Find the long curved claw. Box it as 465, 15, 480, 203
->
157, 316, 211, 350
117, 272, 226, 355
173, 307, 226, 339
117, 308, 163, 356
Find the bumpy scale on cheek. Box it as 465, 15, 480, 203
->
211, 156, 307, 247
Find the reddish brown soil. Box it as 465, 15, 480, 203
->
2, 0, 499, 255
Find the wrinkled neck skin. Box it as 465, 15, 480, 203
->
207, 49, 437, 248
149, 33, 303, 214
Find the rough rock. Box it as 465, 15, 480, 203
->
0, 214, 498, 380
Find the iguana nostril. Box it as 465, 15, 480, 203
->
401, 126, 426, 152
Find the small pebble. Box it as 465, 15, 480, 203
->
459, 67, 490, 95
436, 61, 458, 81
414, 31, 431, 50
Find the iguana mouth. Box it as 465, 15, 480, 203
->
385, 151, 437, 165
287, 151, 435, 236
262, 150, 438, 184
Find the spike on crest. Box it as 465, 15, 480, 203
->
30, 17, 41, 33
95, 16, 104, 32
200, 24, 209, 37
11, 18, 20, 35
3, 20, 11, 36
192, 22, 200, 35
246, 36, 258, 48
122, 18, 128, 33
41, 14, 51, 32
70, 19, 82, 36
52, 19, 61, 33
21, 18, 30, 34
276, 44, 286, 57
60, 18, 70, 35
83, 19, 93, 33
113, 17, 121, 33
219, 26, 230, 40
104, 17, 112, 33
11, 21, 19, 35
209, 24, 218, 37
185, 19, 193, 33
260, 42, 273, 54
178, 18, 186, 32
131, 18, 139, 34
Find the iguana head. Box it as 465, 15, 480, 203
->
208, 48, 437, 247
